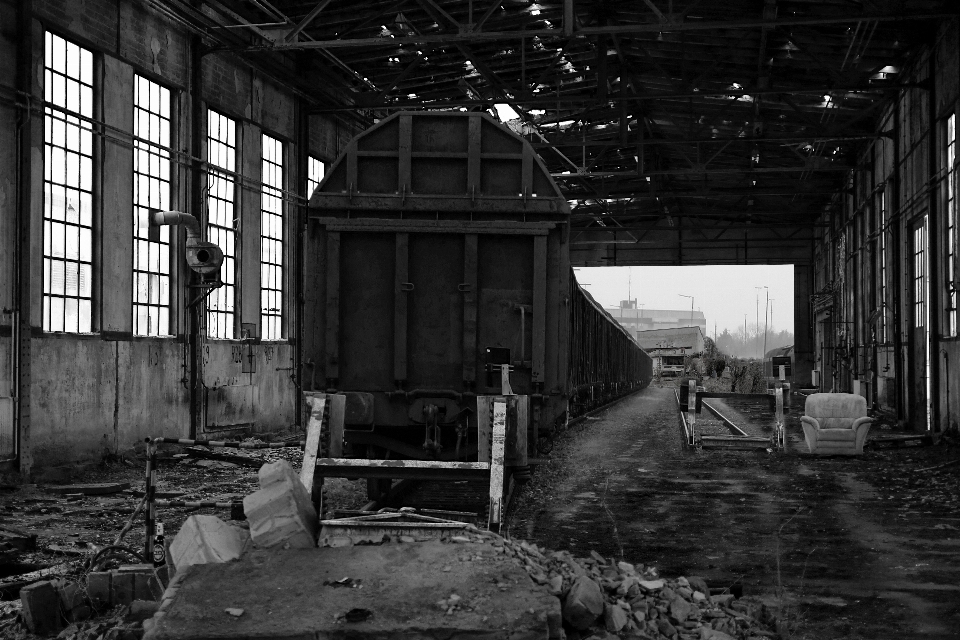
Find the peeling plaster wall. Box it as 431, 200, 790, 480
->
0, 0, 355, 473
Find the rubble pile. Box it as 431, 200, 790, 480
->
444, 528, 780, 640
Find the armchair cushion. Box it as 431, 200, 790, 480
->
801, 393, 873, 455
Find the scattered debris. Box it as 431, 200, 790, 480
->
169, 515, 248, 569
223, 607, 244, 617
45, 483, 131, 496
243, 460, 317, 549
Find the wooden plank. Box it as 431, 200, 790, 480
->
532, 235, 547, 382
300, 394, 327, 497
477, 396, 491, 462
394, 233, 409, 384
315, 459, 490, 470
328, 393, 346, 458
399, 115, 412, 193
462, 234, 478, 384
488, 399, 507, 532
325, 232, 341, 380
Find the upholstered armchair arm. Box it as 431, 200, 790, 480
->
852, 416, 874, 452
800, 415, 821, 452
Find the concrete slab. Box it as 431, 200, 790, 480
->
145, 541, 559, 640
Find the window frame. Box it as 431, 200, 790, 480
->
132, 73, 174, 337
944, 113, 957, 337
260, 132, 285, 341
205, 109, 239, 340
42, 31, 96, 334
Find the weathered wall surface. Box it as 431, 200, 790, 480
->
0, 0, 358, 474
812, 20, 960, 432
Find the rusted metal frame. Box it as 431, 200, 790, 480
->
777, 29, 847, 86
641, 0, 670, 24
819, 97, 893, 139
563, 0, 574, 37
473, 1, 505, 32
284, 0, 336, 42
394, 233, 409, 387
688, 95, 747, 141
415, 0, 462, 31
308, 83, 902, 113
313, 194, 566, 213
534, 132, 886, 148
682, 32, 753, 92
373, 53, 428, 100
552, 164, 852, 177
770, 93, 831, 135
325, 232, 341, 383
333, 7, 392, 40
315, 219, 555, 234
234, 13, 953, 50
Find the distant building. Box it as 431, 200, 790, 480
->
635, 326, 706, 377
604, 300, 707, 336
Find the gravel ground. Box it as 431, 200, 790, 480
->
506, 383, 960, 640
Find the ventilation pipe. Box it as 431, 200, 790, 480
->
147, 209, 224, 275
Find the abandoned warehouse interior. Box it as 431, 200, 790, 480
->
0, 0, 958, 474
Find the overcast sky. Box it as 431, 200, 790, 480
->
574, 265, 795, 339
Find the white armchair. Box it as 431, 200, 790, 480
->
800, 393, 874, 455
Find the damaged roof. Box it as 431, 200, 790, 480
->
164, 0, 952, 264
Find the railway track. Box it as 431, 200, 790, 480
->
346, 389, 647, 527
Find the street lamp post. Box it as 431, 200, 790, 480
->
679, 294, 694, 326
754, 286, 767, 357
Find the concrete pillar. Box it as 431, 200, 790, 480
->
240, 121, 261, 338
100, 56, 134, 335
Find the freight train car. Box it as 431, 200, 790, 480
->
304, 112, 651, 498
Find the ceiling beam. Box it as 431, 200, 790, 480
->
308, 83, 917, 112
235, 12, 953, 50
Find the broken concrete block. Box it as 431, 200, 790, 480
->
170, 515, 248, 568
604, 602, 628, 632
135, 570, 165, 602
86, 571, 112, 609
20, 580, 63, 635
669, 596, 694, 623
562, 575, 604, 630
127, 600, 161, 623
638, 579, 664, 593
57, 579, 87, 620
686, 576, 711, 602
111, 571, 136, 607
244, 460, 317, 549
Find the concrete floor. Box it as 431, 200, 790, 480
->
507, 386, 960, 640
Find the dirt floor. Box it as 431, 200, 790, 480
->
1, 383, 959, 639
506, 381, 960, 640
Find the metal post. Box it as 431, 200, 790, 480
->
774, 384, 784, 450
488, 399, 507, 532
144, 439, 158, 563
687, 379, 697, 447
